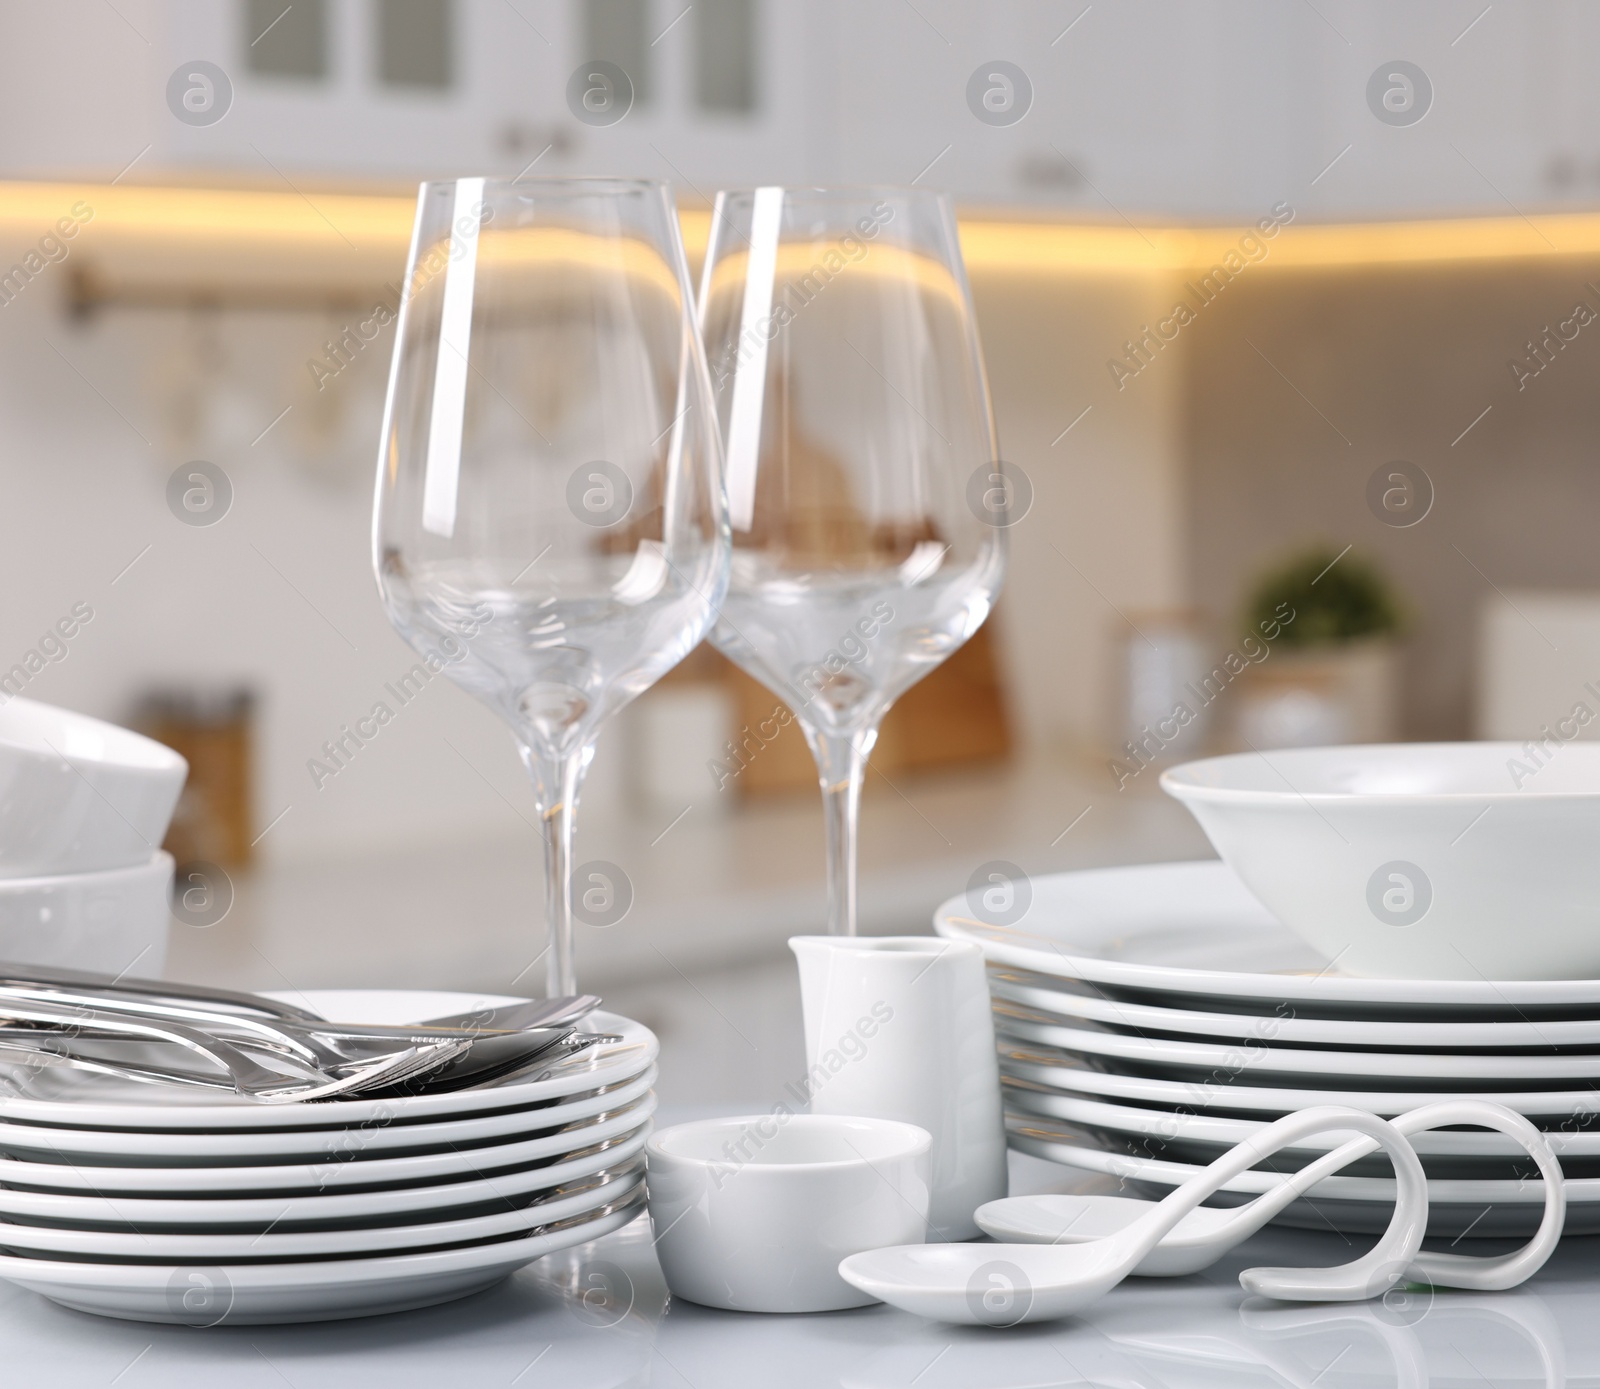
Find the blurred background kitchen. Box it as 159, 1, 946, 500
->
0, 0, 1596, 1101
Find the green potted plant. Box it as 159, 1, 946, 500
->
1236, 547, 1405, 747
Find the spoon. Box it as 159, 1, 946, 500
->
975, 1099, 1564, 1289
837, 1104, 1429, 1325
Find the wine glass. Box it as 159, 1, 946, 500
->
373, 177, 729, 994
699, 187, 1006, 935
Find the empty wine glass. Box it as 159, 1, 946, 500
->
699, 187, 1006, 935
373, 177, 729, 994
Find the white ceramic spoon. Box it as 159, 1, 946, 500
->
837, 1104, 1428, 1325
975, 1099, 1565, 1288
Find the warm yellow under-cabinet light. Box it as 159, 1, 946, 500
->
0, 182, 1596, 280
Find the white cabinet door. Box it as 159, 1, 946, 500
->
1, 0, 1595, 220
140, 0, 817, 192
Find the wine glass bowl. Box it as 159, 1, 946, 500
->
374, 177, 728, 992
700, 186, 1005, 934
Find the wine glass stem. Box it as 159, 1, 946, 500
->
813, 728, 877, 936
522, 746, 587, 997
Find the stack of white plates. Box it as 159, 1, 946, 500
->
936, 861, 1600, 1238
0, 990, 656, 1324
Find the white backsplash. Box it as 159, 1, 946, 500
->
0, 220, 1189, 861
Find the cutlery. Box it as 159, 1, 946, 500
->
0, 983, 583, 1073
422, 995, 601, 1032
837, 1105, 1429, 1325
324, 1030, 611, 1100
0, 962, 600, 1034
0, 1038, 451, 1098
0, 973, 614, 1103
0, 961, 325, 1022
0, 1003, 445, 1101
0, 1041, 284, 1095
0, 1009, 608, 1102
977, 1099, 1564, 1290
0, 999, 318, 1088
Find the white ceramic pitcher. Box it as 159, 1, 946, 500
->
789, 935, 1007, 1240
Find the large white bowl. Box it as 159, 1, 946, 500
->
0, 698, 186, 876
0, 851, 173, 977
1162, 743, 1600, 980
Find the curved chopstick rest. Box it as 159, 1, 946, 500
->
1233, 1098, 1562, 1295
1109, 1106, 1427, 1304
1164, 1098, 1558, 1298
1237, 1108, 1429, 1302
1398, 1101, 1565, 1291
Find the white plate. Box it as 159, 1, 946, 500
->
0, 1124, 650, 1230
0, 1163, 642, 1260
0, 1196, 645, 1324
1000, 1048, 1600, 1120
0, 992, 657, 1130
994, 1012, 1600, 1081
0, 1098, 655, 1195
0, 1067, 655, 1163
1002, 1080, 1600, 1157
935, 861, 1600, 1010
990, 970, 1600, 1047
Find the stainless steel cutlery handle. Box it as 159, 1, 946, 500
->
0, 1001, 306, 1093
0, 961, 326, 1022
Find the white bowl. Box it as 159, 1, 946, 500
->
0, 851, 173, 977
647, 1114, 931, 1313
1162, 743, 1600, 980
0, 698, 186, 877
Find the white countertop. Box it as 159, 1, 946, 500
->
4, 1144, 1596, 1388
162, 757, 1214, 1112
168, 755, 1211, 998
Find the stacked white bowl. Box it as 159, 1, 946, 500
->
0, 989, 657, 1324
0, 698, 185, 976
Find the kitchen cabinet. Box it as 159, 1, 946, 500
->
3, 1, 1599, 221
